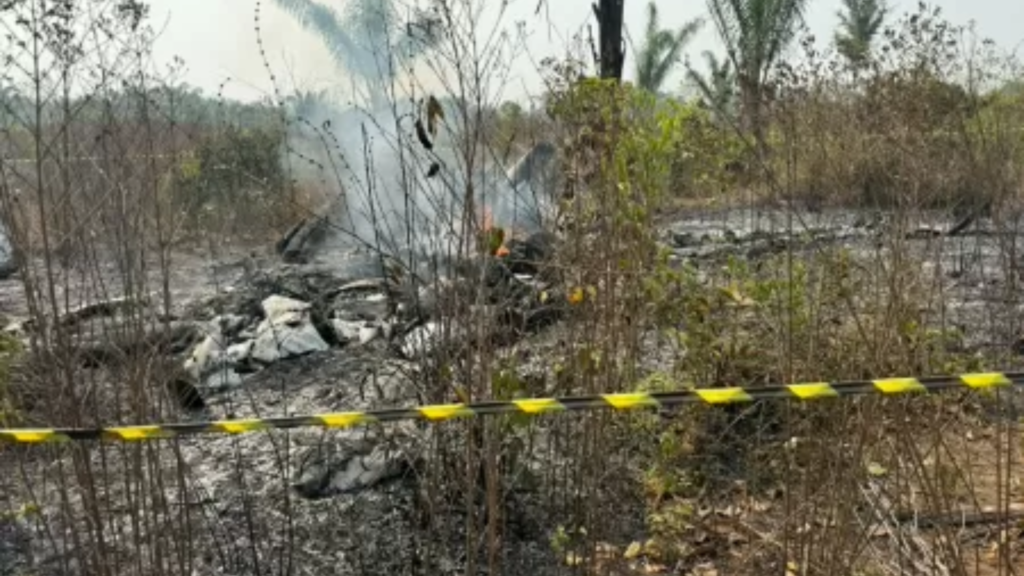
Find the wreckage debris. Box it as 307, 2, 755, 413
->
504, 231, 556, 276
178, 237, 564, 387
273, 139, 559, 265
250, 295, 331, 363
167, 372, 207, 412
275, 195, 349, 264
0, 223, 565, 430
0, 220, 18, 280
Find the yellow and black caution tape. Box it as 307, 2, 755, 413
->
0, 372, 1021, 444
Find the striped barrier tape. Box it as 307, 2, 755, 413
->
1, 372, 1022, 444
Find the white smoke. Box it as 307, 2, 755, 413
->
280, 93, 559, 268
272, 0, 558, 269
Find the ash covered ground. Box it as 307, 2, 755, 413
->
3, 203, 1024, 576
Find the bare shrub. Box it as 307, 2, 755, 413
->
775, 4, 1024, 211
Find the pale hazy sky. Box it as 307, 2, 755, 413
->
144, 0, 1024, 105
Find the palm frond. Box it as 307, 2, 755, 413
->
650, 17, 705, 90
763, 0, 809, 80
685, 50, 737, 122
645, 1, 660, 45
834, 0, 888, 64
705, 0, 747, 76
636, 3, 702, 93
392, 6, 443, 62
686, 65, 717, 102
271, 0, 361, 73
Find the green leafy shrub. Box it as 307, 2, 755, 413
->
169, 125, 296, 241
661, 100, 746, 200
544, 73, 744, 210
543, 77, 680, 390
772, 3, 1024, 210
633, 241, 981, 562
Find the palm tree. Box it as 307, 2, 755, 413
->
271, 0, 442, 110
284, 88, 331, 119
634, 1, 704, 94
686, 50, 737, 124
835, 0, 888, 68
705, 0, 808, 147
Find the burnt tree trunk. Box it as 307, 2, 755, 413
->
592, 0, 625, 80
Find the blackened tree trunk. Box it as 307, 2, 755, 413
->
593, 0, 625, 80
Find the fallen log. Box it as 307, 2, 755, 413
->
16, 295, 156, 336
74, 322, 202, 368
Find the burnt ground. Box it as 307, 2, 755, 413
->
3, 207, 1024, 576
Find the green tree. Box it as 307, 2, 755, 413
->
686, 50, 737, 124
705, 0, 808, 147
835, 0, 888, 67
271, 0, 442, 110
634, 1, 704, 94
498, 100, 524, 121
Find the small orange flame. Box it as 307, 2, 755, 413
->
481, 206, 511, 258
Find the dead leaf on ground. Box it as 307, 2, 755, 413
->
867, 462, 888, 477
